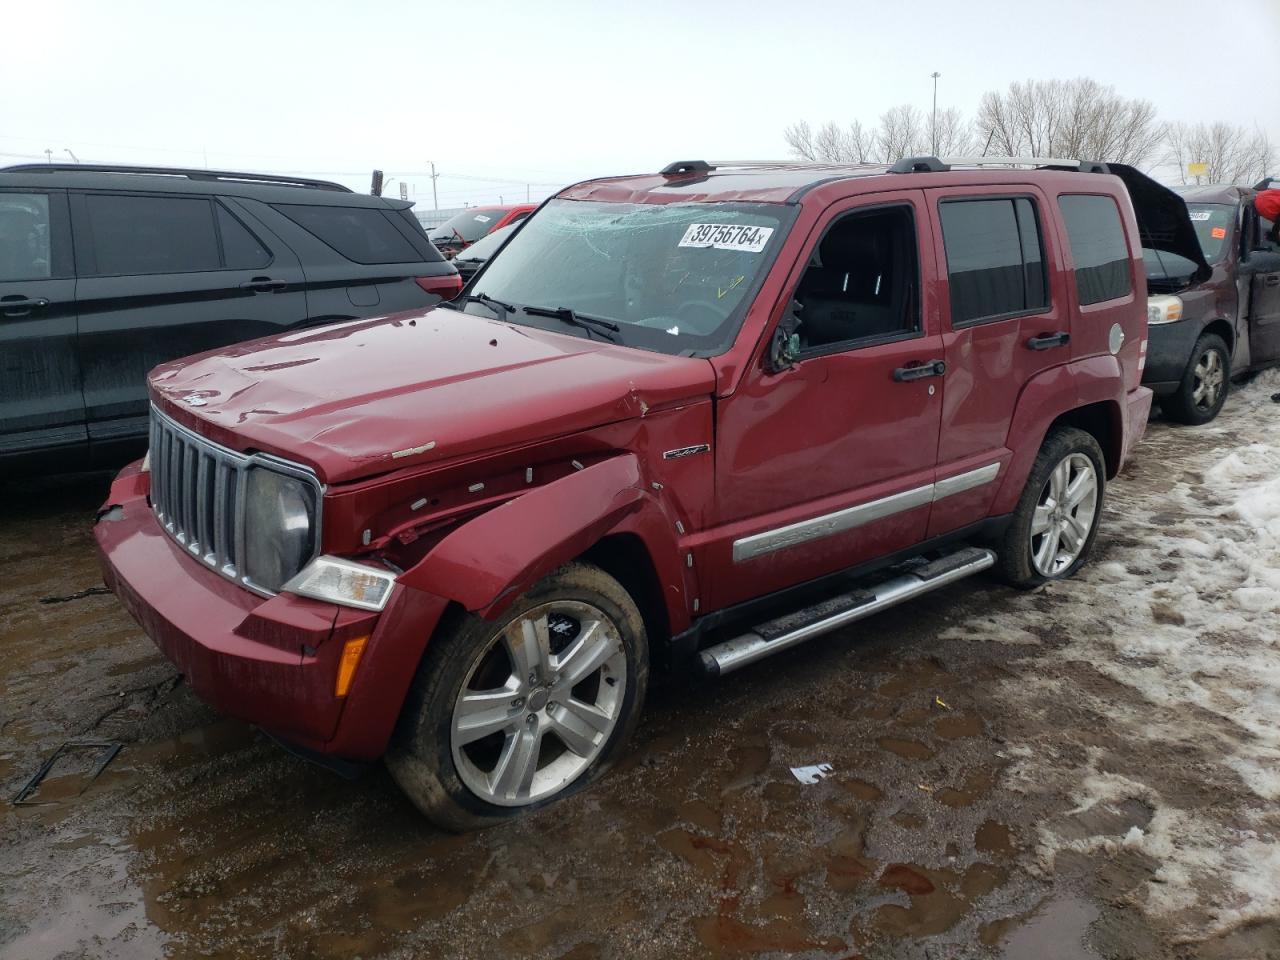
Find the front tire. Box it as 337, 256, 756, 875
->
997, 427, 1105, 589
386, 562, 648, 831
1165, 333, 1230, 425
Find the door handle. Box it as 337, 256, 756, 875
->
1026, 331, 1070, 350
892, 359, 946, 382
1265, 275, 1280, 287
239, 277, 288, 292
0, 296, 50, 316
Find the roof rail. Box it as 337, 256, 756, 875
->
660, 160, 716, 176
0, 163, 352, 192
939, 156, 1110, 174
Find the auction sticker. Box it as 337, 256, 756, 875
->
679, 223, 774, 252
1189, 210, 1212, 221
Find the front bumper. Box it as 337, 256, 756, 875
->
94, 463, 450, 760
1142, 320, 1204, 394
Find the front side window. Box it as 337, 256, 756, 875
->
939, 197, 1048, 325
1059, 194, 1133, 305
792, 205, 918, 352
0, 193, 51, 281
468, 198, 792, 356
1183, 202, 1236, 263
85, 194, 221, 276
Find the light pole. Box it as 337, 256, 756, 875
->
64, 148, 79, 163
427, 160, 439, 210
931, 72, 941, 156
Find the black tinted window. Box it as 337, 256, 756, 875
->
0, 193, 51, 281
216, 204, 271, 269
85, 194, 220, 275
272, 204, 428, 264
793, 205, 918, 351
940, 197, 1048, 326
1059, 194, 1132, 305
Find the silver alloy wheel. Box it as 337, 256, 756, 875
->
1029, 452, 1099, 577
450, 600, 627, 807
1192, 349, 1225, 410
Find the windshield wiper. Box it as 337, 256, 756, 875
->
439, 292, 518, 316
523, 305, 620, 341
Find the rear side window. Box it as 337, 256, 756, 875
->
1058, 195, 1132, 305
939, 197, 1048, 326
215, 203, 271, 269
84, 194, 221, 275
272, 203, 432, 264
0, 192, 51, 281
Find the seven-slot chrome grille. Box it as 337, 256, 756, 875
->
148, 405, 322, 594
150, 407, 249, 580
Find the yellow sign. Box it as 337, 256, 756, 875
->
1188, 162, 1209, 177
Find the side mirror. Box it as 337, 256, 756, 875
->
767, 327, 801, 373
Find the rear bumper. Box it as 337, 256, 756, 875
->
1121, 385, 1153, 468
95, 464, 450, 760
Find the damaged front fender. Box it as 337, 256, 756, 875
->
398, 453, 684, 620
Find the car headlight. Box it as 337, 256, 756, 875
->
1147, 295, 1183, 325
243, 467, 318, 593
282, 556, 396, 611
140, 449, 151, 473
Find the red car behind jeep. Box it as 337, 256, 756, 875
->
97, 156, 1161, 830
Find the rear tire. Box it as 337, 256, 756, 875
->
386, 562, 648, 832
997, 427, 1105, 589
1164, 333, 1230, 425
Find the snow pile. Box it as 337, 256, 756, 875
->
953, 370, 1280, 941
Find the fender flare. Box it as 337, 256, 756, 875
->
991, 356, 1123, 514
398, 453, 692, 625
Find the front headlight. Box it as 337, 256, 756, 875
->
283, 556, 396, 611
1147, 295, 1183, 325
243, 467, 318, 593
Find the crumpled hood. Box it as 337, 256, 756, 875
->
149, 308, 715, 484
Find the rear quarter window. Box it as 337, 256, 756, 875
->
938, 196, 1048, 326
1058, 195, 1132, 305
272, 203, 435, 264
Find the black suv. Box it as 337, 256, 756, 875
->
0, 164, 461, 475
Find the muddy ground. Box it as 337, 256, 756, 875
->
2, 376, 1279, 960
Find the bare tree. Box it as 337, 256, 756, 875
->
1165, 122, 1275, 185
931, 107, 975, 157
783, 120, 818, 161
876, 104, 927, 162
974, 78, 1162, 165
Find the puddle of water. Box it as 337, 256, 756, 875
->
976, 820, 1015, 857
877, 737, 934, 760
934, 714, 983, 739
997, 896, 1102, 959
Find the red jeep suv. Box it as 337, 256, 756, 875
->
96, 157, 1155, 829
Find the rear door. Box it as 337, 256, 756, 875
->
1247, 209, 1280, 363
71, 191, 308, 455
0, 188, 84, 464
925, 186, 1068, 538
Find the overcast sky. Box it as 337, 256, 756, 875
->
4, 0, 1277, 206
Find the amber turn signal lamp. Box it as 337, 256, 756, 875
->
335, 636, 369, 697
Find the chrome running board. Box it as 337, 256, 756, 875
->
698, 547, 997, 677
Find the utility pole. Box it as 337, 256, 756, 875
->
427, 160, 439, 210
931, 72, 941, 156
526, 183, 530, 203
44, 148, 52, 164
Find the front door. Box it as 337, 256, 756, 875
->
70, 191, 307, 457
0, 188, 83, 466
701, 190, 944, 610
1246, 209, 1280, 364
